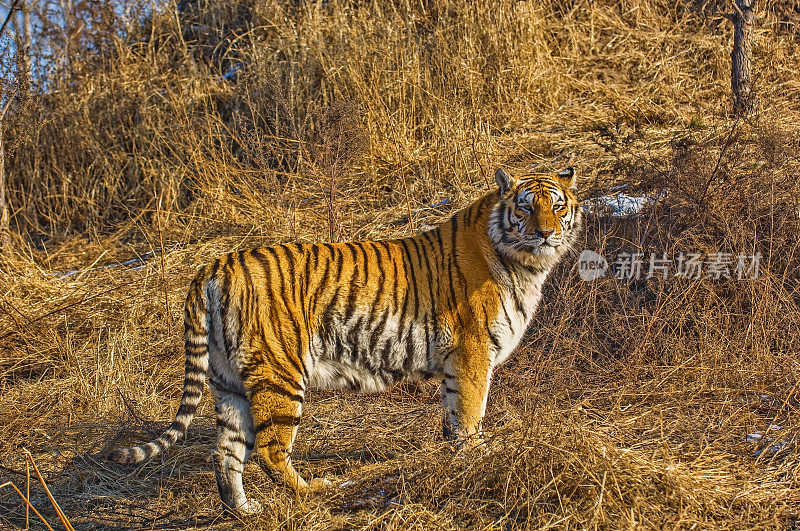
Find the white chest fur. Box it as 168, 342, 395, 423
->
491, 271, 547, 366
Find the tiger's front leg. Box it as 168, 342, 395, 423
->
441, 335, 493, 450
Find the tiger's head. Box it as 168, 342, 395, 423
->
488, 167, 582, 266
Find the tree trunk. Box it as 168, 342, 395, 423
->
725, 0, 756, 117
11, 1, 32, 92
59, 0, 77, 74
0, 114, 11, 258
21, 0, 33, 91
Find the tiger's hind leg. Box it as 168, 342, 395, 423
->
250, 383, 330, 495
211, 390, 261, 515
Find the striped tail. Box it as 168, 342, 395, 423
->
109, 275, 210, 464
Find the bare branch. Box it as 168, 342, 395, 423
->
0, 0, 21, 40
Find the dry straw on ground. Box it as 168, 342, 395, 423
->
1, 0, 799, 528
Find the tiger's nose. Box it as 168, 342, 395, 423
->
535, 228, 554, 238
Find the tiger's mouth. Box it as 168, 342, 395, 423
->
514, 238, 561, 254
505, 228, 563, 249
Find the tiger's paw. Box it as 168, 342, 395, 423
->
232, 499, 263, 516
453, 431, 488, 452
309, 477, 333, 493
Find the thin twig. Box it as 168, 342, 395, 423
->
0, 463, 26, 477
23, 448, 75, 531
0, 0, 22, 41
0, 283, 123, 343
25, 458, 29, 529
399, 167, 415, 235
471, 136, 492, 191
699, 119, 741, 204
117, 388, 148, 424
156, 192, 172, 336
0, 481, 55, 531
755, 379, 798, 466
0, 300, 32, 358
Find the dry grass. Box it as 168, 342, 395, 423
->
1, 0, 800, 528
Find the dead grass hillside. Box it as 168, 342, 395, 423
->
0, 0, 799, 529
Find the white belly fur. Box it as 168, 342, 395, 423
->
310, 360, 390, 393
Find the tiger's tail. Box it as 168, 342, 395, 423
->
108, 273, 210, 464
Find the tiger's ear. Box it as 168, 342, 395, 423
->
495, 168, 515, 195
557, 167, 577, 190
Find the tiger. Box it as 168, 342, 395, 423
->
108, 166, 582, 515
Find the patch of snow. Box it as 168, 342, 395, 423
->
582, 192, 659, 217
53, 249, 160, 279
745, 432, 764, 443
755, 440, 789, 456
743, 425, 790, 456
222, 62, 244, 81
337, 474, 402, 510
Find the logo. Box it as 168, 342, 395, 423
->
576, 249, 760, 281
577, 249, 608, 281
